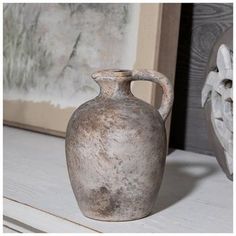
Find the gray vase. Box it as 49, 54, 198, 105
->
65, 69, 174, 221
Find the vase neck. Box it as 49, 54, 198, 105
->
92, 70, 132, 98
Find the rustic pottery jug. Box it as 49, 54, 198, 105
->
66, 69, 174, 221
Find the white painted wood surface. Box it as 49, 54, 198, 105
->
3, 225, 20, 233
3, 198, 97, 233
3, 126, 233, 233
3, 215, 39, 233
4, 219, 35, 233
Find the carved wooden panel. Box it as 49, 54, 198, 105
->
169, 3, 233, 155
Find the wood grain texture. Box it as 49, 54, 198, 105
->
3, 127, 233, 232
169, 3, 233, 155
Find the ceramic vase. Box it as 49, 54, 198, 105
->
66, 69, 174, 221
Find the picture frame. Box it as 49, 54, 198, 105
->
3, 3, 181, 140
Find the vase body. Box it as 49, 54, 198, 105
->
65, 69, 173, 221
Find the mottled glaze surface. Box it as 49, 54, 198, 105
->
66, 69, 173, 221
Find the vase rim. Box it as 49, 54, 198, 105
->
92, 69, 132, 80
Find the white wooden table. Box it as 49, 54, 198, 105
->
3, 126, 233, 233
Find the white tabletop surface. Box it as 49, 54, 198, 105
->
3, 126, 233, 233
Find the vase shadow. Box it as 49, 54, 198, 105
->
151, 157, 219, 214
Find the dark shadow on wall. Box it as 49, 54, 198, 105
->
169, 4, 193, 150
151, 160, 219, 214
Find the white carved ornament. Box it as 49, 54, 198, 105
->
202, 44, 233, 175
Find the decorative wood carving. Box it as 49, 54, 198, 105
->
202, 44, 233, 180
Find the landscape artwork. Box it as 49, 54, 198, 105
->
3, 3, 140, 134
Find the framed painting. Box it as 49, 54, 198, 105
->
3, 3, 181, 139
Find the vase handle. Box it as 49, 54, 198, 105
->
132, 69, 174, 122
